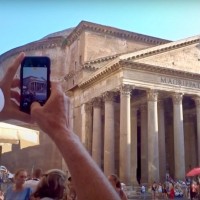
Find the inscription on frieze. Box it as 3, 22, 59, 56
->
160, 76, 200, 89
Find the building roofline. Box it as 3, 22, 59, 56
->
62, 20, 171, 46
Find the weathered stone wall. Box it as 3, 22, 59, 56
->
84, 31, 155, 62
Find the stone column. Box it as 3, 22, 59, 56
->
193, 97, 200, 166
103, 91, 116, 176
92, 97, 102, 168
158, 101, 166, 182
85, 102, 93, 155
140, 104, 148, 183
172, 93, 185, 180
147, 90, 159, 183
120, 84, 132, 184
131, 106, 138, 185
81, 104, 87, 146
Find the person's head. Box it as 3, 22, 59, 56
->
33, 169, 66, 199
108, 174, 121, 189
14, 168, 28, 186
32, 168, 42, 179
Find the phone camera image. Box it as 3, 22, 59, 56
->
20, 57, 50, 113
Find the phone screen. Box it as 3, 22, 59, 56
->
20, 57, 50, 113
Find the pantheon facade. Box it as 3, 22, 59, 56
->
0, 21, 200, 185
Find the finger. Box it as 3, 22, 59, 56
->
11, 79, 20, 88
10, 90, 20, 103
9, 101, 32, 122
12, 108, 32, 123
3, 52, 25, 84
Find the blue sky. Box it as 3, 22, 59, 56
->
0, 0, 200, 55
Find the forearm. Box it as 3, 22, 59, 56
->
50, 128, 120, 200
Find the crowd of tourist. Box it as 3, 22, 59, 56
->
140, 176, 200, 200
0, 168, 129, 200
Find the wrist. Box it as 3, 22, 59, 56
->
48, 126, 78, 143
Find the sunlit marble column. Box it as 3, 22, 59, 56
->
84, 102, 93, 155
147, 90, 159, 183
193, 97, 200, 166
172, 93, 185, 180
103, 91, 115, 176
131, 106, 138, 185
92, 97, 102, 168
140, 104, 148, 183
120, 84, 132, 184
158, 100, 166, 182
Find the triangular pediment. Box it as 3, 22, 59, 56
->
120, 35, 200, 74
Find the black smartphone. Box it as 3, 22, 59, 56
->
20, 56, 51, 113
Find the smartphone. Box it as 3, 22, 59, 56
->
20, 56, 51, 113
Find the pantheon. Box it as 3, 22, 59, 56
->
0, 21, 200, 185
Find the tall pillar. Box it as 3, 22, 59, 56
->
92, 97, 102, 168
147, 90, 159, 183
158, 101, 166, 182
172, 93, 185, 180
131, 106, 138, 185
140, 104, 148, 183
193, 97, 200, 166
120, 84, 132, 184
81, 104, 87, 146
103, 91, 115, 176
85, 102, 93, 155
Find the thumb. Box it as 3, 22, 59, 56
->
30, 102, 42, 119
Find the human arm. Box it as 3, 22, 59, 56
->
30, 83, 120, 200
0, 53, 31, 122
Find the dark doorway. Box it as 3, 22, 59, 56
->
137, 126, 141, 184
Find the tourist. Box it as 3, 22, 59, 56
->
151, 181, 157, 200
168, 183, 175, 199
108, 174, 128, 200
4, 168, 32, 200
24, 168, 43, 193
0, 53, 120, 200
31, 169, 66, 200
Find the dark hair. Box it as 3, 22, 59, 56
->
33, 169, 66, 199
109, 174, 122, 189
33, 168, 42, 178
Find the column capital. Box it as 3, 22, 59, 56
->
172, 93, 183, 105
147, 90, 158, 102
120, 84, 132, 96
103, 91, 116, 102
92, 97, 102, 107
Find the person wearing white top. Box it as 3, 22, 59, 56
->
24, 168, 42, 193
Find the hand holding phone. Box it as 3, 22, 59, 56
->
20, 56, 51, 113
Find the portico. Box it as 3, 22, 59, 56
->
77, 36, 200, 185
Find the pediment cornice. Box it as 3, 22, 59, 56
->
79, 59, 200, 89
120, 35, 200, 61
62, 21, 170, 47
0, 37, 63, 64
